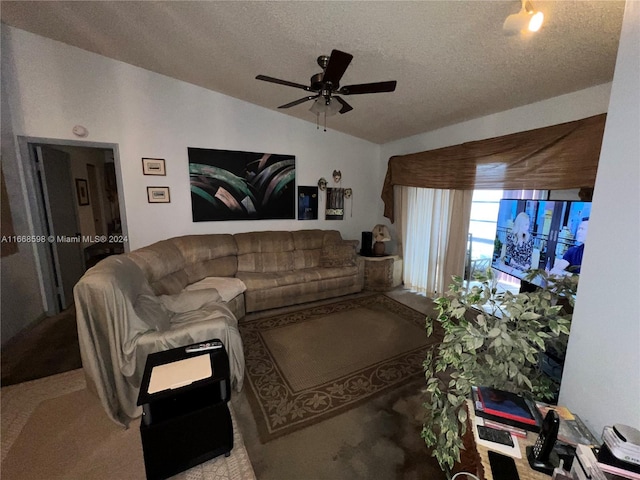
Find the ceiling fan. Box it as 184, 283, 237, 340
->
256, 49, 397, 121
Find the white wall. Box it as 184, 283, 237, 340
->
0, 25, 380, 344
1, 26, 380, 252
380, 83, 612, 159
559, 0, 640, 435
1, 55, 45, 344
378, 3, 638, 436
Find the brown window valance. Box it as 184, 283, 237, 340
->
382, 113, 606, 222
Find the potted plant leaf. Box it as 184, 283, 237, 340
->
421, 269, 576, 474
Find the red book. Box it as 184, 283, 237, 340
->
475, 386, 537, 426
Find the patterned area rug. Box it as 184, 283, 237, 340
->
240, 294, 443, 442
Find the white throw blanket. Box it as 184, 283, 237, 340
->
74, 255, 245, 427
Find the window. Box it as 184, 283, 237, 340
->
467, 189, 549, 288
468, 190, 502, 260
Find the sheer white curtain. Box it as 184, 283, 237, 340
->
399, 187, 472, 298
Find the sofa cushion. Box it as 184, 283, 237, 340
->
293, 248, 321, 269
235, 231, 296, 273
184, 256, 238, 284
244, 273, 363, 312
129, 235, 240, 295
134, 294, 172, 332
236, 265, 359, 291
234, 231, 294, 254
128, 239, 188, 295
237, 251, 295, 272
171, 234, 237, 262
185, 277, 247, 302
159, 289, 222, 313
172, 234, 239, 284
292, 229, 328, 250
291, 230, 329, 269
320, 242, 357, 268
321, 230, 345, 245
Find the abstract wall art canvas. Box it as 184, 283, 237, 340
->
297, 186, 318, 220
189, 147, 296, 221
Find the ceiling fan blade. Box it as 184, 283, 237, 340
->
278, 96, 317, 109
322, 50, 353, 87
334, 96, 353, 114
339, 80, 397, 95
256, 75, 311, 91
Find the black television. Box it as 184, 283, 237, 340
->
491, 199, 592, 287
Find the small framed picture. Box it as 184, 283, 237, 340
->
142, 158, 166, 176
298, 186, 318, 220
147, 186, 170, 203
75, 178, 90, 206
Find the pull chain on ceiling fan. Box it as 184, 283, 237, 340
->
256, 49, 397, 131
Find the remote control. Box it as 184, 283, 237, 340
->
185, 341, 223, 353
477, 425, 515, 447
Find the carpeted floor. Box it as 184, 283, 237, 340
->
0, 369, 256, 480
1, 288, 451, 480
232, 376, 447, 480
231, 289, 449, 480
1, 306, 82, 386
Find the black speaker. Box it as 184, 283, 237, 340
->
361, 231, 373, 256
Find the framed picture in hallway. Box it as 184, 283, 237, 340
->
75, 178, 89, 206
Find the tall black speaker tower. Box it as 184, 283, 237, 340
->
361, 231, 373, 256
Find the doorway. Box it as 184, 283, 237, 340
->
86, 164, 105, 236
35, 146, 85, 310
19, 137, 127, 315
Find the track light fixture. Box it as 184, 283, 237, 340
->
503, 0, 544, 35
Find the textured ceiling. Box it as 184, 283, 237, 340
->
0, 1, 625, 144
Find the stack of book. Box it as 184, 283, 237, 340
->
471, 385, 601, 445
572, 444, 609, 480
597, 425, 640, 480
471, 386, 542, 433
572, 444, 640, 480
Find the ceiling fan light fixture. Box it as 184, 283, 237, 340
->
503, 0, 544, 35
256, 49, 397, 130
309, 97, 341, 117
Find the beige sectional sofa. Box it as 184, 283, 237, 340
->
74, 229, 364, 426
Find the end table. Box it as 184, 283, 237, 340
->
360, 254, 403, 291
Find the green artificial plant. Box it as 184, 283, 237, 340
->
421, 269, 577, 473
